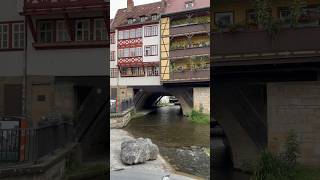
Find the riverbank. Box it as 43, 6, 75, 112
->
110, 129, 202, 180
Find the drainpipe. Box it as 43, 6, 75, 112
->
22, 16, 28, 127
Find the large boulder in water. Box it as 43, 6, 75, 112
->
120, 138, 159, 165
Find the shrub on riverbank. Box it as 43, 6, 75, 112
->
251, 130, 314, 180
188, 110, 210, 124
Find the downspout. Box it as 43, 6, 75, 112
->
22, 16, 28, 127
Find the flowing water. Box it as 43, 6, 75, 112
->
125, 105, 250, 180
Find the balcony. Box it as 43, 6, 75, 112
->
170, 24, 210, 36
213, 27, 320, 64
166, 70, 210, 82
24, 0, 108, 14
170, 47, 210, 59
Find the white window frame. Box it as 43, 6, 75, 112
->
94, 19, 107, 40
56, 20, 70, 42
12, 23, 24, 49
38, 21, 54, 43
0, 24, 9, 49
75, 19, 90, 41
144, 25, 158, 37
145, 45, 158, 56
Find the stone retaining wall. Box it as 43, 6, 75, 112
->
110, 108, 134, 129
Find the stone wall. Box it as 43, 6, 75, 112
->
267, 81, 320, 166
110, 108, 133, 129
193, 87, 210, 114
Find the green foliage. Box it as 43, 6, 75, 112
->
254, 0, 272, 29
289, 0, 306, 27
188, 109, 210, 124
251, 130, 300, 180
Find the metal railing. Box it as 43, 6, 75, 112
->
110, 99, 134, 114
0, 122, 74, 163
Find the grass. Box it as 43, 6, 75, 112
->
295, 166, 320, 180
188, 110, 210, 124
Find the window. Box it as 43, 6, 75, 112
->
0, 24, 9, 49
145, 45, 158, 56
136, 28, 142, 37
38, 21, 54, 43
144, 25, 158, 37
128, 18, 133, 24
185, 2, 194, 10
110, 51, 115, 61
151, 14, 158, 21
215, 12, 234, 28
118, 47, 142, 58
110, 68, 118, 78
76, 20, 90, 41
130, 29, 136, 39
140, 16, 147, 22
147, 66, 159, 76
56, 20, 69, 42
94, 19, 107, 40
12, 23, 24, 49
123, 30, 129, 39
121, 67, 145, 77
118, 31, 123, 40
279, 8, 290, 23
110, 33, 115, 44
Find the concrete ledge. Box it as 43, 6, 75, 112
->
0, 143, 77, 180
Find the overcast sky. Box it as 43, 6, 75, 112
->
110, 0, 160, 19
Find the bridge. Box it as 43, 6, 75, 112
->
212, 0, 320, 169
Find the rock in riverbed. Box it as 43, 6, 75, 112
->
120, 138, 159, 165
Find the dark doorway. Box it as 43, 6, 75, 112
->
75, 86, 92, 110
4, 84, 22, 116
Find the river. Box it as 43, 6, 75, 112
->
125, 105, 250, 180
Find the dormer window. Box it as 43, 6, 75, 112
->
185, 1, 194, 10
140, 16, 147, 22
128, 18, 133, 24
151, 14, 158, 21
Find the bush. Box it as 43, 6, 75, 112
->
188, 110, 210, 124
251, 130, 300, 180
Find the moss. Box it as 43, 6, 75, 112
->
188, 110, 210, 124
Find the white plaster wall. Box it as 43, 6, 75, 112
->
118, 76, 160, 86
142, 23, 160, 63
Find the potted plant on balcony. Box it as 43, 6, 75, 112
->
254, 0, 272, 30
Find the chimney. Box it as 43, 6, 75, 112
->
127, 0, 134, 11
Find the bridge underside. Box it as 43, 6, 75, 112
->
212, 61, 320, 169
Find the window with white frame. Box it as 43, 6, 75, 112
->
56, 20, 69, 42
130, 29, 136, 39
145, 45, 158, 56
144, 25, 158, 37
0, 24, 9, 49
215, 12, 234, 28
110, 68, 118, 78
118, 47, 142, 58
38, 21, 54, 43
147, 66, 160, 76
12, 23, 24, 49
76, 20, 90, 41
123, 30, 129, 39
110, 51, 115, 61
110, 33, 115, 44
140, 16, 147, 22
136, 28, 142, 37
118, 31, 124, 40
185, 2, 194, 10
94, 19, 107, 40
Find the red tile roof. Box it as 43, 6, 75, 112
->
164, 0, 210, 14
111, 1, 164, 31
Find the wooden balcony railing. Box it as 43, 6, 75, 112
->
170, 47, 210, 59
170, 23, 210, 36
168, 70, 210, 82
213, 27, 320, 62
